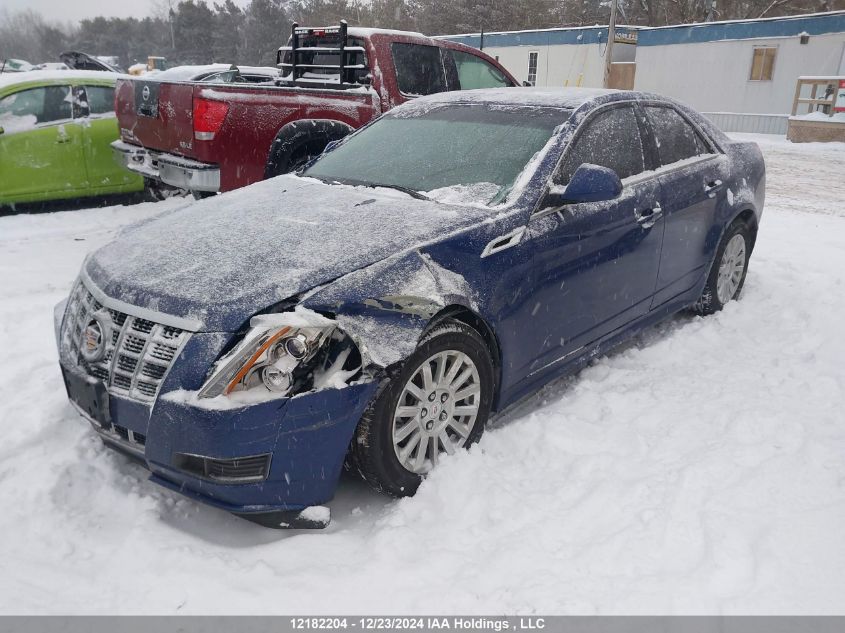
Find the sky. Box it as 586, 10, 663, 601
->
3, 0, 249, 24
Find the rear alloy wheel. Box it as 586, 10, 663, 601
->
694, 220, 751, 315
351, 320, 494, 497
716, 234, 747, 305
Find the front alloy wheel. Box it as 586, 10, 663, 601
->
392, 350, 482, 474
351, 319, 494, 497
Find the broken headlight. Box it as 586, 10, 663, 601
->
198, 311, 337, 400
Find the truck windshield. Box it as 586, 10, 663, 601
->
303, 103, 569, 205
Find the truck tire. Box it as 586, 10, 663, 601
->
264, 120, 354, 179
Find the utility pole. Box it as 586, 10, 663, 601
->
603, 0, 618, 89
168, 0, 176, 51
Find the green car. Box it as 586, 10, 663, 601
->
0, 70, 144, 207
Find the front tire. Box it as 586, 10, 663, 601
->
694, 219, 751, 315
351, 320, 494, 497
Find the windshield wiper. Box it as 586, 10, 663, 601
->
364, 182, 431, 201
303, 174, 431, 201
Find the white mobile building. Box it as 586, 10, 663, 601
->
440, 11, 845, 133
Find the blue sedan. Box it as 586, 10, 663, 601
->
55, 88, 765, 528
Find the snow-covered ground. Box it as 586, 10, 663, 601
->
0, 134, 843, 615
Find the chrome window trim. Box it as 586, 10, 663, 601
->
80, 264, 204, 332
623, 153, 720, 187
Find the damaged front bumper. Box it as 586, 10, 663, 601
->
55, 296, 379, 528
60, 358, 377, 528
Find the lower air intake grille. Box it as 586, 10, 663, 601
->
173, 453, 272, 484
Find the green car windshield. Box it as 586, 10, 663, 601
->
303, 103, 568, 205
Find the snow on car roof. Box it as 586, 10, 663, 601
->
346, 27, 426, 38
0, 69, 125, 91
404, 86, 620, 111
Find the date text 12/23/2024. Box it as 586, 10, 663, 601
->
290, 618, 546, 631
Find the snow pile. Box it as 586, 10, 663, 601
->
0, 135, 844, 614
425, 182, 500, 205
790, 111, 845, 123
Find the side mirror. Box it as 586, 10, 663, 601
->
0, 125, 4, 135
545, 163, 622, 206
522, 80, 532, 87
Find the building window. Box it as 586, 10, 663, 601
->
749, 47, 776, 81
527, 51, 538, 86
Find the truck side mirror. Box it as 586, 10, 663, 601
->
0, 125, 5, 135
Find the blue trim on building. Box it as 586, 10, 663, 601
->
443, 26, 615, 49
638, 11, 845, 46
440, 11, 845, 49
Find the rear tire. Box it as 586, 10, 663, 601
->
351, 320, 494, 497
693, 219, 751, 315
264, 120, 351, 179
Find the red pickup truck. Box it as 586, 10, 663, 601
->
111, 23, 518, 196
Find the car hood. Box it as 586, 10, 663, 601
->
85, 176, 490, 332
59, 51, 123, 73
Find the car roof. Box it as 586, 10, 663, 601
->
409, 87, 625, 110
0, 69, 124, 92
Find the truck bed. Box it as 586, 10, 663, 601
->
114, 78, 381, 190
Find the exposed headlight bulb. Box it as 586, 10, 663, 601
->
284, 335, 308, 359
261, 365, 292, 392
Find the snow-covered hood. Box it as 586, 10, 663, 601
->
85, 176, 490, 332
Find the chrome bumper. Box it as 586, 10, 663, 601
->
111, 140, 220, 192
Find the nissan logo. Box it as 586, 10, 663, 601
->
142, 85, 150, 101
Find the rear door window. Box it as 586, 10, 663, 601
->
391, 43, 447, 96
450, 50, 512, 89
556, 104, 646, 185
0, 85, 72, 132
644, 105, 711, 167
83, 86, 115, 115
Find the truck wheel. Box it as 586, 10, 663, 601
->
351, 320, 494, 497
264, 120, 353, 179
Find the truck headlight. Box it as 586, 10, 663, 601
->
198, 311, 336, 400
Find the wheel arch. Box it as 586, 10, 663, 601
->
733, 207, 759, 253
264, 119, 355, 179
424, 305, 503, 411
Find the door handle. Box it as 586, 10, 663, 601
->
704, 179, 723, 197
635, 202, 663, 228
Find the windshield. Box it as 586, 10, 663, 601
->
303, 103, 568, 205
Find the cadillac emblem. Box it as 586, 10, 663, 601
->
142, 85, 150, 101
80, 312, 110, 363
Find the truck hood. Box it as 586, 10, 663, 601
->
85, 176, 490, 332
